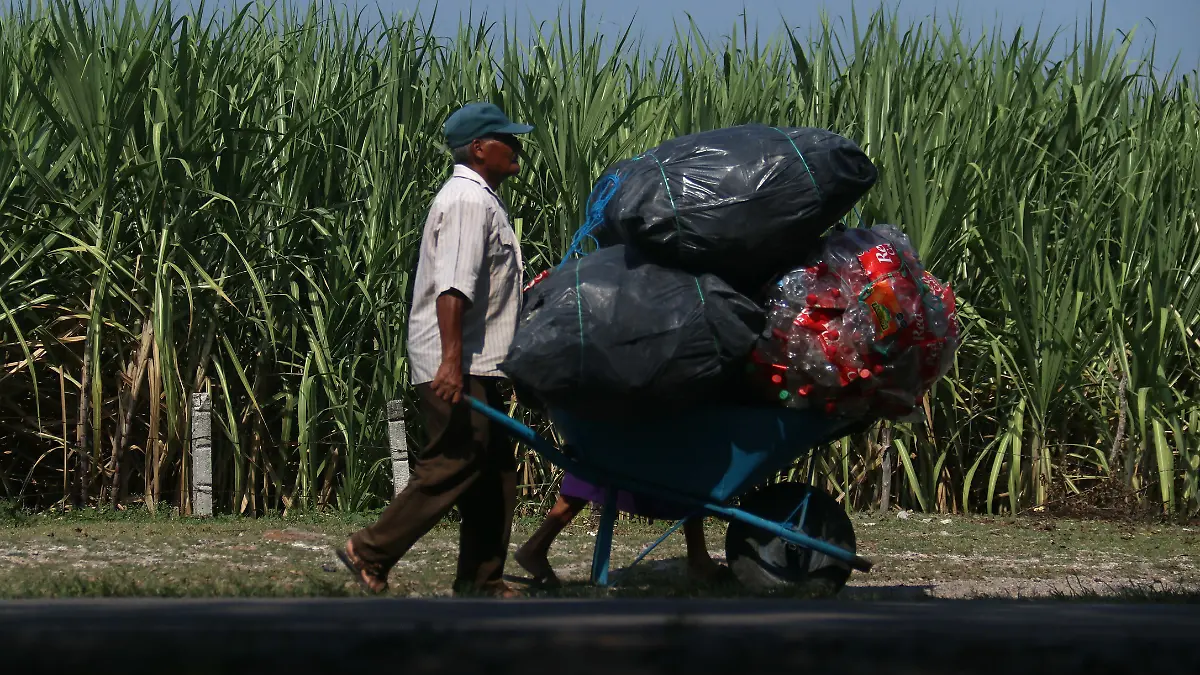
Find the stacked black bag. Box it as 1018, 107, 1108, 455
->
593, 124, 879, 293
500, 124, 878, 418
501, 246, 764, 417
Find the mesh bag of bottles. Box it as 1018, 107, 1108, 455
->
745, 224, 960, 421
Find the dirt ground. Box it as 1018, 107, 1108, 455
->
0, 506, 1197, 600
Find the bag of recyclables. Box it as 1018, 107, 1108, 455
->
500, 245, 764, 417
590, 124, 878, 292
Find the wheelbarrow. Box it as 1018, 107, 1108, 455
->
467, 397, 875, 595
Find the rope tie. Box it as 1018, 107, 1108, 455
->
559, 172, 623, 268
771, 126, 866, 229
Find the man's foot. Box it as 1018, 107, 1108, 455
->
334, 539, 388, 594
687, 559, 735, 584
514, 544, 561, 588
454, 580, 524, 599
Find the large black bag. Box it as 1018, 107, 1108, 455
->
591, 124, 878, 292
500, 245, 765, 418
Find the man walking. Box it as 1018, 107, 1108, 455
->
336, 102, 533, 597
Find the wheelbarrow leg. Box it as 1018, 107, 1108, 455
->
590, 486, 618, 586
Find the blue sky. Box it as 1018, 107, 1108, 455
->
345, 0, 1199, 72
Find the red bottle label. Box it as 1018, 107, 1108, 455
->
859, 244, 902, 278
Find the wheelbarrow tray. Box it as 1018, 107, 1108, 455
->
467, 397, 874, 586
546, 405, 852, 506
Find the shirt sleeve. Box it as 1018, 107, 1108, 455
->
431, 195, 490, 304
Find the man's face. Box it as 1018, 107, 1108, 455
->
472, 133, 523, 181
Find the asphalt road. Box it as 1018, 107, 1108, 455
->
3, 597, 1198, 674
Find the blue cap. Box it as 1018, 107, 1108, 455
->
443, 102, 534, 148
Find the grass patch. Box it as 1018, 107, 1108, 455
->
0, 566, 356, 599
1, 506, 1195, 600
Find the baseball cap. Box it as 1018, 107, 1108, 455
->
443, 102, 534, 149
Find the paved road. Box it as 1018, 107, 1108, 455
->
3, 598, 1198, 674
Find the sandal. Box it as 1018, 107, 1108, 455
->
454, 580, 524, 599
688, 562, 736, 585
334, 539, 389, 594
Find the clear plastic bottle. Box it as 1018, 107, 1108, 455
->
754, 224, 959, 422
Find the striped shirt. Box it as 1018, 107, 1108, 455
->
406, 165, 524, 385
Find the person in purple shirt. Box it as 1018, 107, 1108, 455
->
514, 471, 731, 586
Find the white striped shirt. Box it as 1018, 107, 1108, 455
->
406, 165, 524, 385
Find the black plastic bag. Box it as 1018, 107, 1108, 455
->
500, 245, 765, 418
591, 124, 878, 292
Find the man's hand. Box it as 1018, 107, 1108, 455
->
431, 359, 464, 404
434, 290, 468, 405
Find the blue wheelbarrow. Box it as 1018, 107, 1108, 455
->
468, 397, 875, 595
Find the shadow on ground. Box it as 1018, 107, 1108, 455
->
503, 555, 1200, 605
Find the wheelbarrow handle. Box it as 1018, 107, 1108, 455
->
464, 395, 583, 475
464, 395, 541, 447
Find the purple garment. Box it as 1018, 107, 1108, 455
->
559, 472, 691, 521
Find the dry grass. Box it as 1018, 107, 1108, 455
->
1, 505, 1196, 600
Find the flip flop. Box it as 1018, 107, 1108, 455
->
452, 578, 525, 598
334, 543, 388, 594
689, 563, 737, 585
713, 564, 737, 584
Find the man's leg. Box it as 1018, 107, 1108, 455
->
452, 377, 520, 594
683, 518, 730, 582
345, 380, 487, 585
514, 494, 587, 586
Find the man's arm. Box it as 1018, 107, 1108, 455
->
431, 290, 468, 404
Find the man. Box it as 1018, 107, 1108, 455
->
336, 102, 533, 597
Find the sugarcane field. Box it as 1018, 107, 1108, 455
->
1, 0, 1198, 673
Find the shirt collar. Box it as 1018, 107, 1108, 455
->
452, 164, 508, 210
453, 164, 494, 192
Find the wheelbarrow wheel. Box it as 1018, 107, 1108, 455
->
724, 482, 856, 596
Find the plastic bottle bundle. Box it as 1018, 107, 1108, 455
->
748, 224, 960, 420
